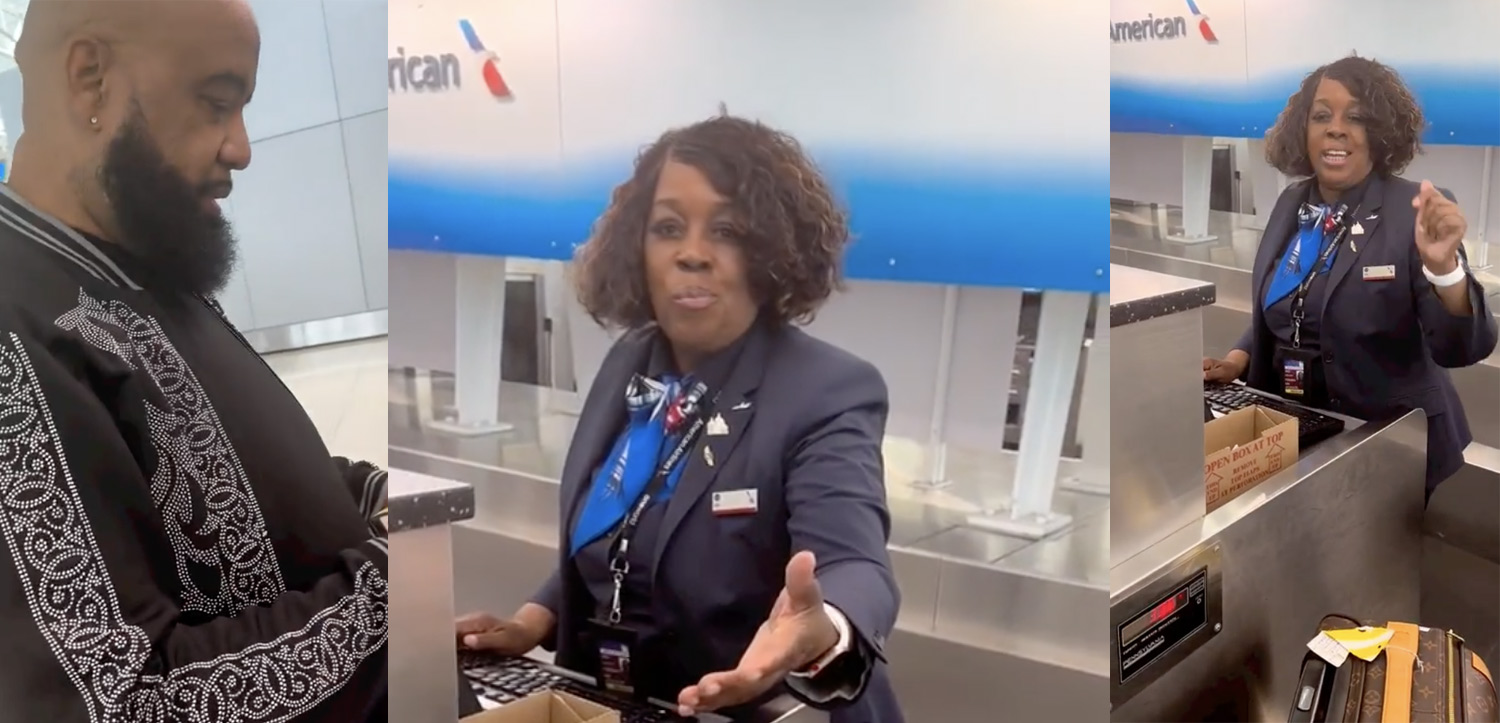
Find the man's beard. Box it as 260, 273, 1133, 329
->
98, 108, 237, 298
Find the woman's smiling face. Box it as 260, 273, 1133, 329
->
1305, 77, 1374, 197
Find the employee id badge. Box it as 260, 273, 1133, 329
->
1274, 345, 1320, 399
585, 618, 640, 697
1282, 358, 1306, 396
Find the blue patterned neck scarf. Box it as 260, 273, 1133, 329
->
1265, 202, 1338, 309
569, 373, 695, 555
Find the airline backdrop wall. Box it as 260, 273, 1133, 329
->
389, 0, 1109, 292
1111, 0, 1500, 145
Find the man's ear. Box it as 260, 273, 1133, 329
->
63, 36, 111, 126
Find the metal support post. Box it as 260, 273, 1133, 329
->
1062, 293, 1108, 495
968, 290, 1090, 538
1166, 136, 1219, 244
912, 285, 959, 490
428, 254, 513, 436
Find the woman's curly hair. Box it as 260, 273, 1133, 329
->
1265, 55, 1424, 178
572, 112, 850, 330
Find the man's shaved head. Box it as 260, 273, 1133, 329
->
12, 0, 260, 297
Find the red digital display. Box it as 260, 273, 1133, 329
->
1117, 569, 1211, 684
1149, 596, 1176, 623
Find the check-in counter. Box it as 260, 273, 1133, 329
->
390, 378, 1109, 722
389, 470, 476, 723
1107, 264, 1428, 722
386, 468, 819, 722
1112, 202, 1500, 676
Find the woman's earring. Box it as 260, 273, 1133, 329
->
89, 116, 98, 126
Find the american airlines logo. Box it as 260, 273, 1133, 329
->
387, 19, 513, 99
1111, 0, 1218, 45
459, 19, 513, 98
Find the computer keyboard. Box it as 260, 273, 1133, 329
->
1203, 382, 1346, 449
459, 652, 689, 723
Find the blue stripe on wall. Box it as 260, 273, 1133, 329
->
1112, 68, 1500, 145
389, 156, 1109, 292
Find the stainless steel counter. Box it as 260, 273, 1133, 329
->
1110, 412, 1428, 721
1109, 265, 1216, 567
390, 373, 1110, 722
1106, 236, 1500, 720
1104, 262, 1430, 721
389, 470, 476, 723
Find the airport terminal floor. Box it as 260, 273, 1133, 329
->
267, 337, 389, 468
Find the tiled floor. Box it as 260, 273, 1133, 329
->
262, 337, 388, 468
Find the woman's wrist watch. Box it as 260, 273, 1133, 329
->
1423, 255, 1468, 288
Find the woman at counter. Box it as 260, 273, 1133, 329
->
455, 114, 904, 722
1203, 55, 1498, 497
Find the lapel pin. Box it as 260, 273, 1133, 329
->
703, 446, 715, 468
707, 413, 729, 437
1351, 222, 1364, 236
730, 400, 752, 411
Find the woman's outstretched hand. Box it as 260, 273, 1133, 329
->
676, 551, 841, 716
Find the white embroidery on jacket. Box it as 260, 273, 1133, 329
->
0, 332, 388, 722
54, 290, 285, 615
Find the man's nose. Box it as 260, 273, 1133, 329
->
219, 115, 253, 171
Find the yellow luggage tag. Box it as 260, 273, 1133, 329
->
1306, 626, 1395, 667
1325, 626, 1395, 662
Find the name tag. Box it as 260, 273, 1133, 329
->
711, 489, 759, 516
1362, 265, 1396, 281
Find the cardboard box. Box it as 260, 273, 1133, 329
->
461, 691, 621, 723
1204, 406, 1298, 512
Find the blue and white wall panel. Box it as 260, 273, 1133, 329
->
1111, 0, 1500, 145
1110, 0, 1500, 245
389, 0, 1109, 292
